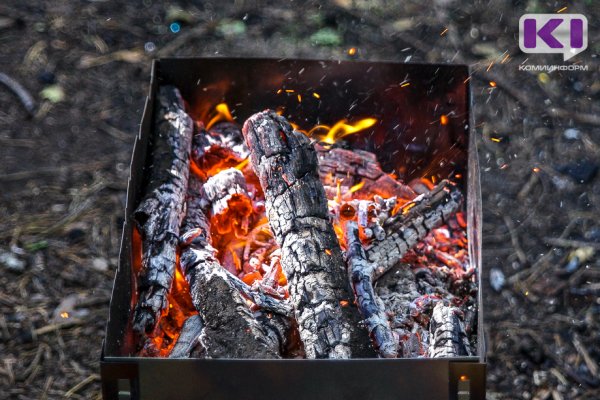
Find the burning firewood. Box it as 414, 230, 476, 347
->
317, 145, 416, 201
339, 181, 462, 357
366, 180, 463, 281
191, 122, 249, 179
179, 173, 282, 358
242, 110, 374, 359
428, 302, 472, 358
200, 168, 253, 236
169, 314, 204, 358
132, 85, 193, 335
345, 221, 398, 358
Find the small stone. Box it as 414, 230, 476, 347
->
67, 228, 86, 244
563, 128, 581, 140
91, 257, 109, 272
489, 268, 505, 292
0, 251, 26, 273
37, 70, 56, 85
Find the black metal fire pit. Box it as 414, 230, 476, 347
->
101, 58, 485, 400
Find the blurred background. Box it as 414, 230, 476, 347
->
0, 1, 599, 398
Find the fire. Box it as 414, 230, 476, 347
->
308, 118, 377, 145
137, 101, 470, 358
349, 180, 365, 193
206, 103, 234, 130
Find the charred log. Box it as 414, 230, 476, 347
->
132, 85, 193, 335
366, 180, 463, 281
169, 314, 204, 358
316, 145, 416, 201
179, 174, 281, 358
242, 110, 374, 359
345, 221, 398, 358
428, 302, 472, 358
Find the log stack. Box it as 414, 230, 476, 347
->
131, 88, 476, 359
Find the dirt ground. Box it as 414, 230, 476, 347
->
0, 1, 599, 399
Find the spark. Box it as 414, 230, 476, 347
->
557, 6, 567, 13
401, 82, 411, 87
347, 47, 357, 56
463, 76, 472, 84
489, 81, 497, 87
490, 137, 501, 142
60, 312, 69, 319
533, 167, 540, 173
285, 89, 294, 93
339, 300, 350, 307
297, 94, 302, 103
440, 28, 448, 36
276, 89, 282, 94
486, 60, 494, 72
312, 92, 320, 99
501, 53, 510, 64
440, 114, 449, 125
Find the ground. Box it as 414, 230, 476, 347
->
0, 1, 599, 399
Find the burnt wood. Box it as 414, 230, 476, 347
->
345, 221, 398, 358
317, 145, 416, 201
179, 173, 281, 358
428, 303, 472, 358
132, 85, 193, 335
366, 181, 463, 281
169, 314, 204, 358
242, 110, 374, 359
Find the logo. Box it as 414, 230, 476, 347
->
519, 14, 587, 61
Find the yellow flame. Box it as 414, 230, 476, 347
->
349, 180, 365, 193
235, 158, 249, 170
206, 103, 233, 129
310, 118, 377, 145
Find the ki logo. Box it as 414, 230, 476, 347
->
519, 14, 588, 61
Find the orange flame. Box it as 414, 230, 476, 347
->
206, 103, 234, 130
309, 118, 377, 145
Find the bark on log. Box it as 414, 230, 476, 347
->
242, 110, 374, 359
345, 221, 398, 358
366, 180, 463, 281
169, 314, 204, 358
316, 145, 416, 201
132, 85, 193, 335
179, 174, 281, 358
428, 303, 472, 357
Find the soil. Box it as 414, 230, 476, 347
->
0, 1, 599, 399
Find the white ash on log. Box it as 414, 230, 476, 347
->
338, 182, 461, 357
179, 174, 281, 358
428, 302, 472, 357
316, 144, 416, 201
169, 314, 205, 358
200, 168, 253, 237
191, 122, 249, 179
132, 85, 193, 335
366, 180, 463, 281
345, 221, 398, 358
242, 110, 375, 359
